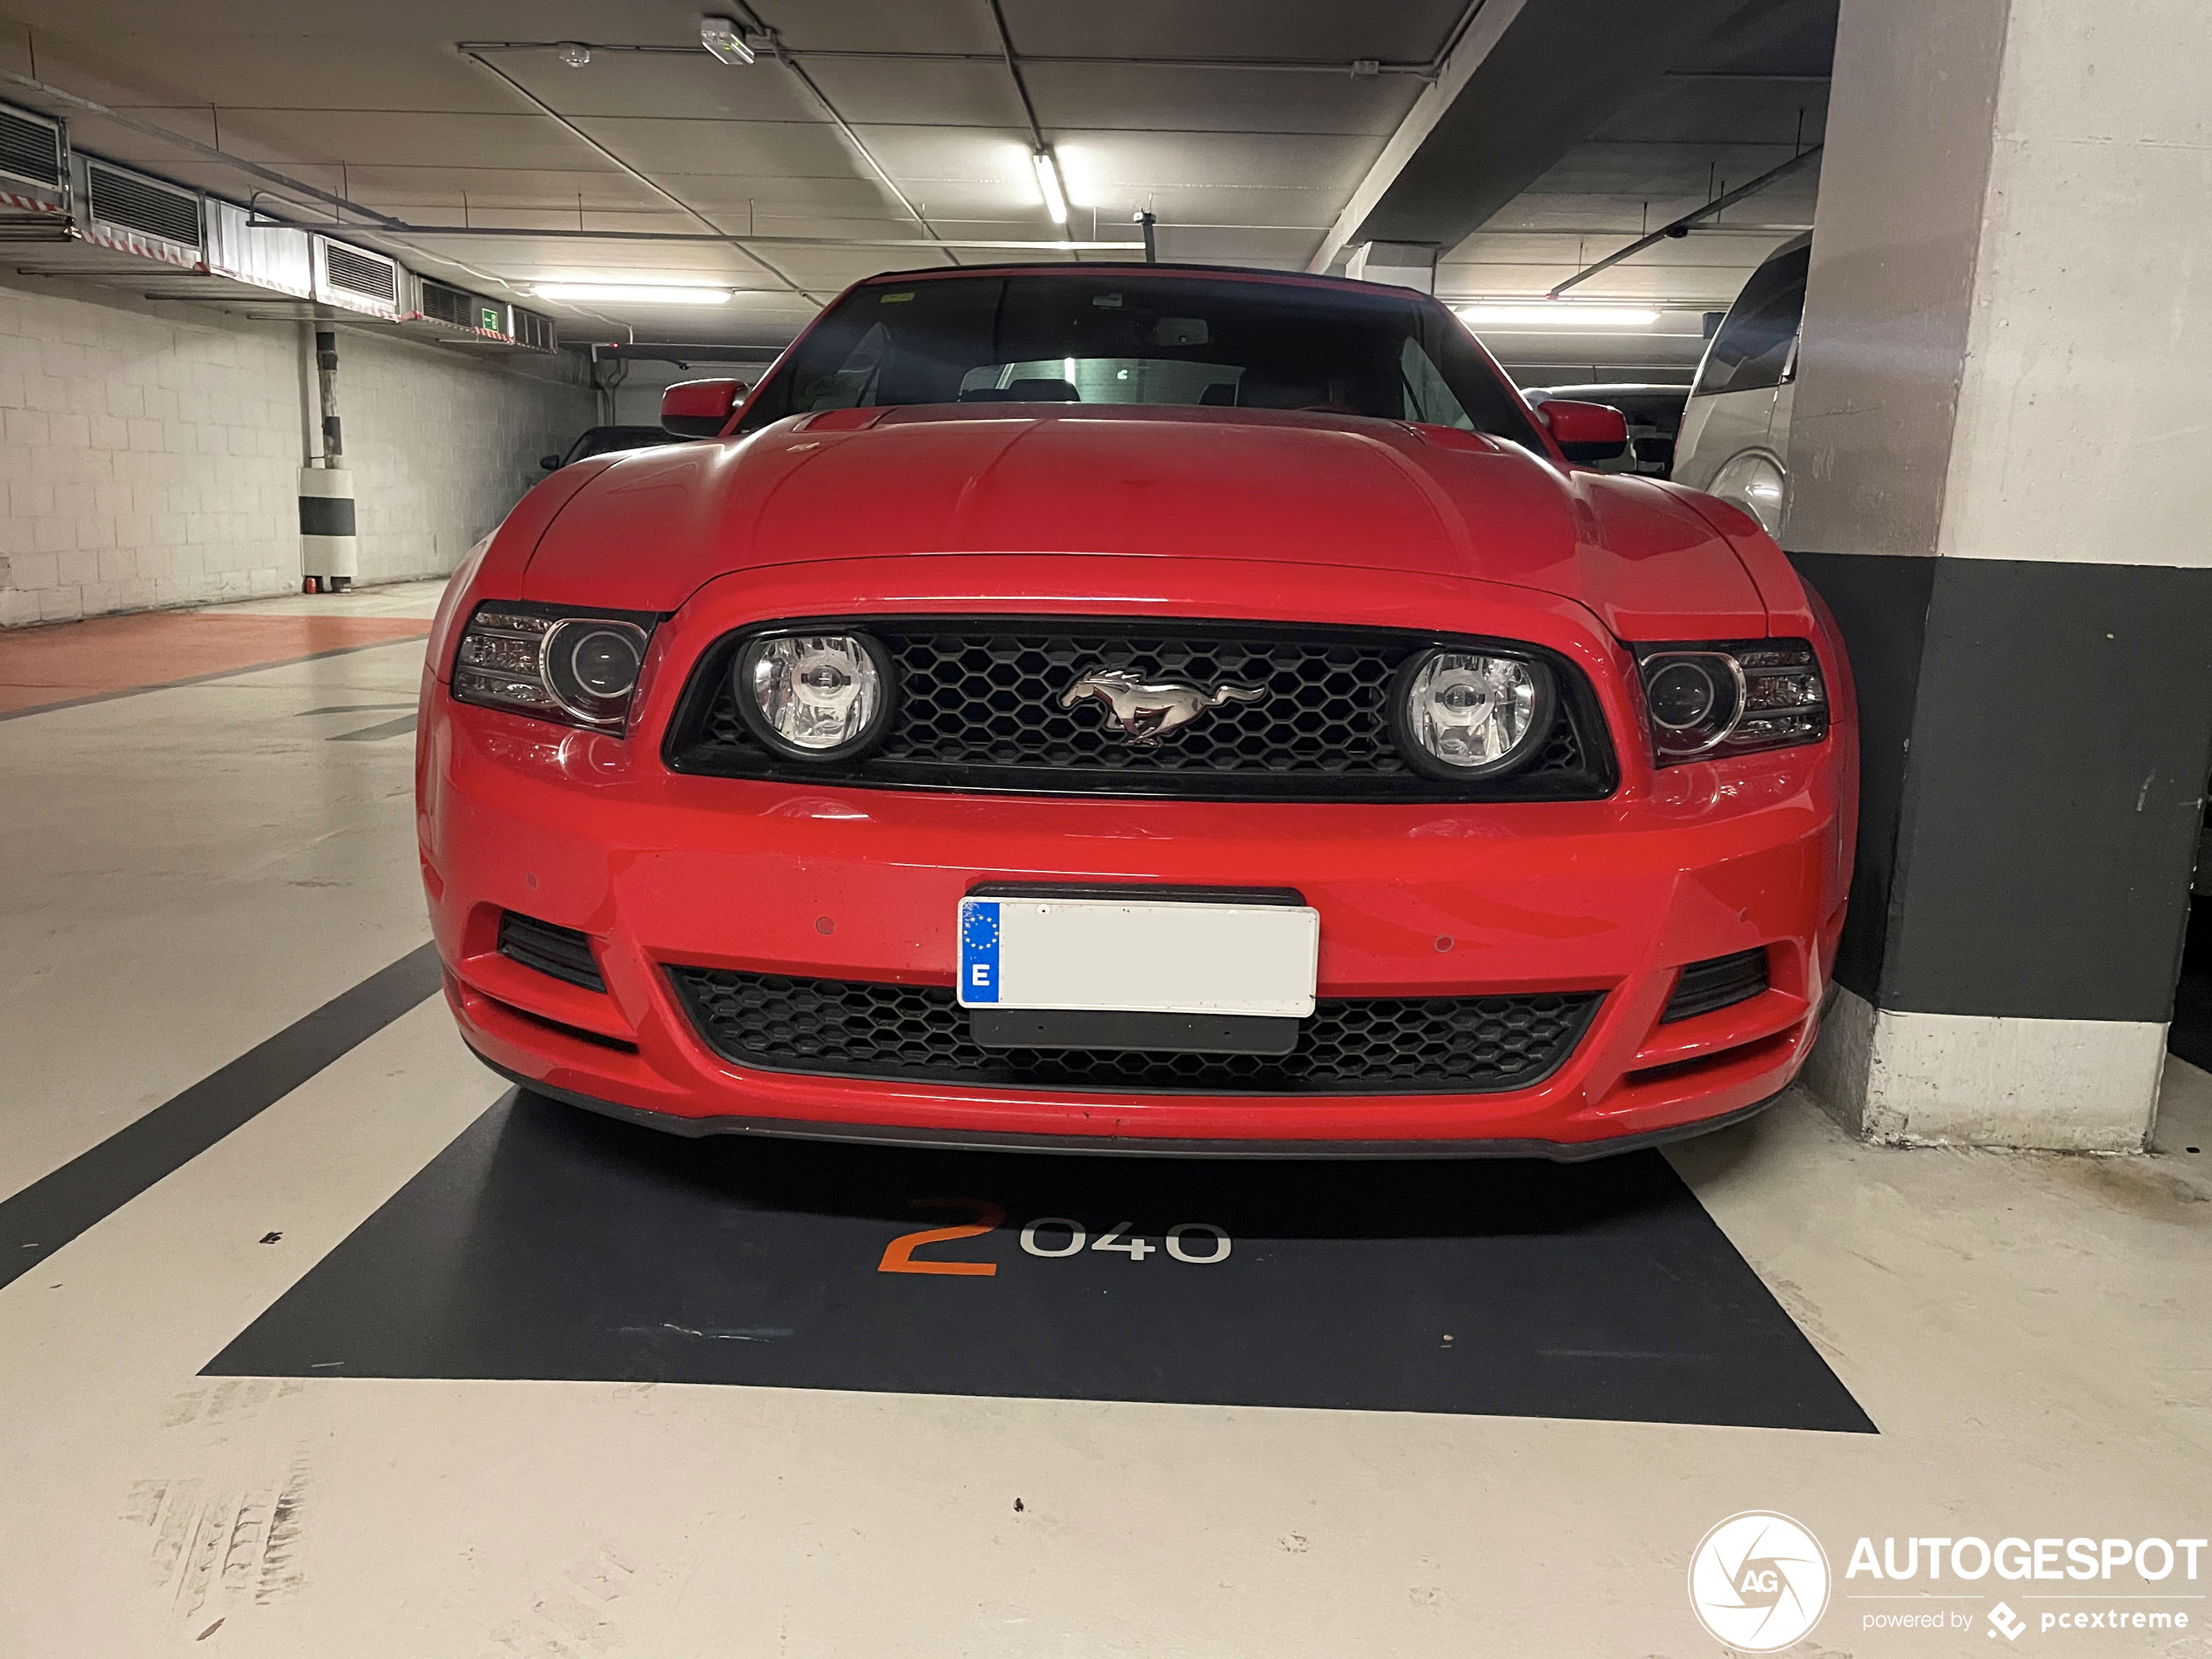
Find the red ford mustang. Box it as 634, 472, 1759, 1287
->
415, 264, 1855, 1157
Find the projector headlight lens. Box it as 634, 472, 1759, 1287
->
1636, 640, 1828, 763
738, 633, 894, 759
452, 604, 655, 732
1394, 649, 1554, 777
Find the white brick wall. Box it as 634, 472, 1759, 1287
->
0, 273, 595, 626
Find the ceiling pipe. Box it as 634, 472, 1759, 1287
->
1546, 145, 1823, 297
0, 69, 404, 231
450, 40, 1438, 76
242, 222, 1144, 252
459, 25, 964, 271
455, 45, 826, 305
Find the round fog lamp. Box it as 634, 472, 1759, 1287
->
738, 632, 894, 759
1394, 650, 1552, 778
544, 617, 649, 726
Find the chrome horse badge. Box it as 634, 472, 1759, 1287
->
1059, 668, 1266, 746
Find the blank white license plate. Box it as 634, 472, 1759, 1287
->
957, 893, 1319, 1017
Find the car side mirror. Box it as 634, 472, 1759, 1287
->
539, 453, 562, 470
662, 378, 748, 439
1537, 400, 1629, 463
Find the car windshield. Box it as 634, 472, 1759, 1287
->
738, 270, 1543, 448
566, 426, 671, 464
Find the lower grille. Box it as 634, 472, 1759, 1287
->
1660, 947, 1769, 1022
499, 911, 605, 993
667, 968, 1602, 1096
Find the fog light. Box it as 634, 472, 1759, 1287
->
737, 632, 894, 759
1393, 649, 1553, 778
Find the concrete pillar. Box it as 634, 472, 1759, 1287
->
1788, 0, 2212, 1148
1345, 241, 1437, 294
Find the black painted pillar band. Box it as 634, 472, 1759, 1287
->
1793, 550, 2212, 1025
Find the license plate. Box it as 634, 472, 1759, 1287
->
957, 890, 1319, 1017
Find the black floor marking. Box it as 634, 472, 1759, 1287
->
207, 1091, 1874, 1432
327, 714, 417, 743
0, 945, 443, 1290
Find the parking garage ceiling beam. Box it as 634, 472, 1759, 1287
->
1308, 0, 1764, 273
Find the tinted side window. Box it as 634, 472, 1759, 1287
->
1695, 245, 1810, 396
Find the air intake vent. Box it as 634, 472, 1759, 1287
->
86, 162, 201, 248
510, 305, 556, 351
419, 279, 477, 329
0, 106, 63, 189
498, 911, 606, 993
1660, 948, 1770, 1023
324, 242, 396, 303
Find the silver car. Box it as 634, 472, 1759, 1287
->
1670, 233, 1809, 536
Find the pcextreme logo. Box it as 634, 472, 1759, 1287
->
1688, 1511, 1832, 1651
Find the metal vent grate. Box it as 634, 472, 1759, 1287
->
325, 242, 396, 302
0, 108, 62, 189
668, 967, 1602, 1096
419, 279, 476, 328
510, 305, 556, 350
87, 163, 200, 247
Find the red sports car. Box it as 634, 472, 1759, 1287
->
415, 264, 1855, 1157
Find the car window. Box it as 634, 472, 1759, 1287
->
1399, 337, 1474, 428
1694, 245, 1811, 397
743, 272, 1542, 448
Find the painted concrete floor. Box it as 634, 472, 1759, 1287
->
2, 580, 2208, 1656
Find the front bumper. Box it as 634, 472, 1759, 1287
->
421, 723, 1844, 1158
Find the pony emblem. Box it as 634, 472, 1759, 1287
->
1059, 668, 1266, 746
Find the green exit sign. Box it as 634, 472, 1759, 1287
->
480, 306, 502, 332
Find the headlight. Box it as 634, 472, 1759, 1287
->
1708, 451, 1788, 536
737, 632, 894, 759
1635, 639, 1827, 763
452, 604, 656, 731
1392, 649, 1554, 778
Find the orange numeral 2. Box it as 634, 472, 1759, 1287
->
878, 1198, 1006, 1276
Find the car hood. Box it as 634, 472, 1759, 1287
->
522, 404, 1767, 638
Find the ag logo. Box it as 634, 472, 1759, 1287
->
1688, 1511, 1831, 1651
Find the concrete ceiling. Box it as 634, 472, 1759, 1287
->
0, 0, 1835, 367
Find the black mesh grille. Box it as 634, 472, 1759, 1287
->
87, 164, 200, 247
667, 618, 1614, 803
668, 968, 1602, 1096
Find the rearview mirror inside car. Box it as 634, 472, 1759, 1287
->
662, 378, 749, 439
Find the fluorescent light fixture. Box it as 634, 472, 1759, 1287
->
700, 15, 755, 65
533, 282, 732, 305
1455, 303, 1661, 329
1032, 149, 1069, 226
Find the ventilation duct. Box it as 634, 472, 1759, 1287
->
510, 305, 556, 352
419, 278, 482, 331
313, 235, 402, 318
85, 159, 202, 252
0, 104, 64, 192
